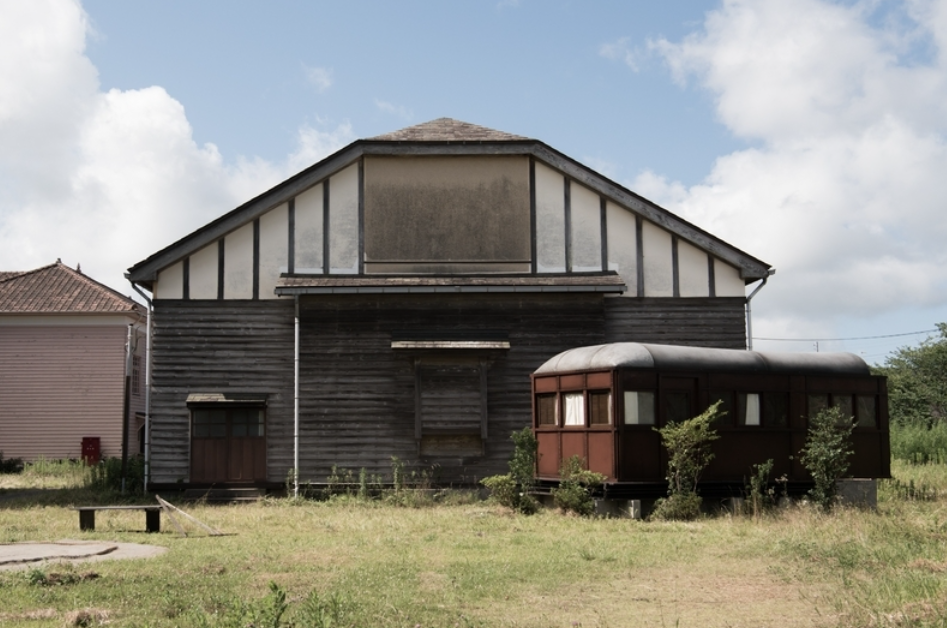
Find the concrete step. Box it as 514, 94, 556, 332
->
182, 488, 266, 503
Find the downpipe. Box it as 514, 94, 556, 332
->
131, 282, 153, 493
745, 270, 775, 351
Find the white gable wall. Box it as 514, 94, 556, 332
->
295, 183, 324, 274
259, 203, 288, 299
149, 156, 746, 301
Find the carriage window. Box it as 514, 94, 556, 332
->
665, 393, 691, 424
709, 392, 732, 427
856, 395, 876, 428
623, 391, 655, 425
589, 391, 612, 425
763, 393, 788, 428
808, 394, 829, 418
833, 395, 854, 425
738, 393, 761, 426
537, 394, 558, 426
563, 393, 585, 426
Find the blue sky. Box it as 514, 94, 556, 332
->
3, 0, 947, 362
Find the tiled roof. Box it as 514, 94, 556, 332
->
0, 260, 144, 315
370, 118, 529, 142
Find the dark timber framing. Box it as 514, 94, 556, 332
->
322, 178, 330, 276
599, 196, 608, 272
635, 216, 645, 298
252, 219, 260, 300
708, 253, 716, 298
529, 158, 537, 275
182, 257, 190, 301
217, 240, 225, 300
671, 235, 680, 298
564, 177, 572, 274
287, 198, 295, 275
357, 157, 365, 275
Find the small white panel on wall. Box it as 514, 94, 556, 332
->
715, 258, 746, 297
189, 243, 218, 300
642, 221, 673, 297
534, 161, 565, 273
329, 164, 359, 274
678, 239, 710, 297
295, 183, 323, 273
259, 203, 288, 299
606, 201, 637, 296
155, 261, 183, 300
224, 222, 254, 299
570, 183, 602, 272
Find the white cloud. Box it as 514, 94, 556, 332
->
374, 99, 413, 120
637, 0, 947, 338
0, 0, 353, 295
303, 65, 333, 92
599, 37, 644, 72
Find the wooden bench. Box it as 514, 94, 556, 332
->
74, 505, 162, 533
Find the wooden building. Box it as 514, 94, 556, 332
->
126, 118, 773, 489
531, 342, 890, 498
0, 260, 146, 462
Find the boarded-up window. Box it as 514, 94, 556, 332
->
589, 392, 612, 425
418, 363, 484, 457
536, 394, 558, 426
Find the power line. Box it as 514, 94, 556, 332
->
753, 329, 938, 342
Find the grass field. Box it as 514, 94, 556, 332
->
2, 462, 947, 627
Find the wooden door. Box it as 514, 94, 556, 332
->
191, 407, 266, 483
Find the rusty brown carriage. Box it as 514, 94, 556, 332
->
531, 342, 890, 500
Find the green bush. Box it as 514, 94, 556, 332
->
87, 456, 145, 495
0, 452, 24, 474
799, 406, 854, 510
745, 458, 775, 517
890, 421, 947, 464
650, 402, 722, 521
481, 428, 540, 514
551, 455, 606, 516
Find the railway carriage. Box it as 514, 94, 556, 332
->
531, 343, 889, 498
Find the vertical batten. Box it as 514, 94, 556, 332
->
252, 219, 260, 300
155, 261, 184, 300
714, 258, 746, 297
529, 159, 537, 274
294, 183, 323, 274
259, 203, 288, 299
287, 199, 295, 275
641, 221, 673, 297
188, 243, 218, 300
329, 164, 359, 274
182, 258, 190, 300
358, 158, 365, 275
671, 236, 680, 298
564, 178, 572, 273
224, 222, 254, 299
599, 197, 608, 273
322, 180, 330, 274
606, 202, 638, 295
707, 253, 717, 298
570, 182, 603, 272
217, 240, 225, 300
635, 216, 645, 297
678, 239, 710, 297
534, 161, 566, 272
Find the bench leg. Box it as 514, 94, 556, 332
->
79, 510, 95, 531
145, 509, 160, 533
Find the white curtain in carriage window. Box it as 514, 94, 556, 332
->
564, 392, 585, 426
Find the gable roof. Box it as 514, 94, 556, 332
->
370, 118, 529, 142
0, 260, 144, 316
127, 118, 772, 288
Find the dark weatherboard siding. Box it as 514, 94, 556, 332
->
148, 294, 748, 487
150, 300, 295, 484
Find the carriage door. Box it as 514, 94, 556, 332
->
190, 405, 267, 483
661, 377, 698, 425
